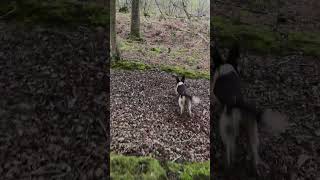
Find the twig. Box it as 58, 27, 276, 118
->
268, 59, 290, 67
176, 27, 209, 43
96, 117, 108, 140
175, 134, 196, 143
172, 155, 182, 162
0, 5, 17, 19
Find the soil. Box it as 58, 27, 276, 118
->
0, 22, 108, 179
110, 69, 210, 162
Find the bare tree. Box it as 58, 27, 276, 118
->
130, 0, 140, 38
181, 0, 191, 19
111, 0, 120, 60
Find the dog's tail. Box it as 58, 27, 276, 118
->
184, 94, 200, 105
236, 102, 288, 134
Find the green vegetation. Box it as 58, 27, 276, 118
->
111, 153, 210, 180
119, 40, 142, 52
0, 0, 109, 27
111, 59, 209, 80
164, 161, 210, 180
111, 154, 167, 180
212, 16, 320, 56
160, 65, 209, 80
111, 60, 152, 71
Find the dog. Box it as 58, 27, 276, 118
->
175, 76, 200, 117
212, 42, 288, 172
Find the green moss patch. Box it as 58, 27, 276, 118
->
164, 161, 210, 180
111, 154, 167, 180
111, 60, 152, 71
160, 65, 209, 80
0, 0, 109, 27
212, 16, 320, 56
111, 60, 209, 80
110, 153, 210, 180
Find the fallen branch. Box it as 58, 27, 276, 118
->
0, 5, 17, 19
176, 27, 209, 43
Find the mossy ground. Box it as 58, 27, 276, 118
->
212, 16, 320, 56
111, 59, 210, 80
111, 153, 210, 180
0, 0, 109, 27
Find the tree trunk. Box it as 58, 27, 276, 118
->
110, 0, 120, 60
130, 0, 140, 38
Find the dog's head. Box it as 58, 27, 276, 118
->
175, 75, 186, 95
175, 75, 185, 86
212, 42, 241, 79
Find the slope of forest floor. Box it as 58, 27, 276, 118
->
212, 0, 320, 57
116, 12, 210, 72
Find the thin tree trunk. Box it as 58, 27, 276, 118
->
131, 0, 140, 38
111, 0, 120, 60
181, 0, 191, 19
154, 0, 166, 19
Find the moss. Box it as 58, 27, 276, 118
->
150, 47, 162, 53
111, 154, 167, 180
212, 16, 320, 56
111, 60, 209, 80
0, 0, 109, 27
163, 161, 210, 180
111, 153, 210, 180
119, 40, 141, 52
185, 56, 197, 66
288, 32, 320, 56
160, 65, 209, 80
111, 60, 152, 71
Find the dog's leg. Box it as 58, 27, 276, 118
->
188, 101, 192, 117
178, 96, 184, 115
219, 108, 235, 167
248, 120, 268, 173
230, 108, 241, 166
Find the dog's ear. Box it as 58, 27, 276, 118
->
181, 75, 185, 83
213, 43, 224, 68
175, 76, 180, 83
227, 41, 240, 70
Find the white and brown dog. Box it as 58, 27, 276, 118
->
175, 76, 200, 117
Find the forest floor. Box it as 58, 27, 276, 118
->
211, 1, 320, 179
116, 13, 210, 72
111, 9, 320, 179
0, 22, 107, 179
111, 12, 211, 163
211, 53, 320, 179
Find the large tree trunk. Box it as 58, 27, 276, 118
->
110, 0, 120, 60
130, 0, 140, 38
